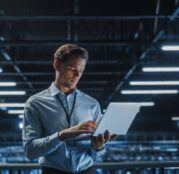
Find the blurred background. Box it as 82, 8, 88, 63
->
1, 0, 179, 173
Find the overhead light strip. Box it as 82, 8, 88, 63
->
0, 82, 17, 86
0, 103, 25, 107
8, 110, 24, 114
142, 67, 179, 72
129, 81, 179, 85
0, 68, 3, 73
18, 114, 24, 119
0, 91, 26, 95
161, 45, 179, 51
116, 102, 154, 106
121, 90, 178, 94
171, 117, 179, 121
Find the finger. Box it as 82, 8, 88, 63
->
86, 121, 97, 128
85, 120, 96, 125
98, 134, 105, 144
104, 130, 110, 143
104, 130, 110, 139
96, 136, 102, 148
82, 121, 97, 129
75, 126, 95, 133
80, 127, 94, 133
110, 134, 119, 140
91, 136, 97, 146
80, 124, 96, 132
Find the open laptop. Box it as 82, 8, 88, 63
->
66, 102, 140, 141
93, 102, 140, 136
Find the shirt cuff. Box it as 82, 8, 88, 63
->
47, 132, 64, 149
91, 146, 106, 160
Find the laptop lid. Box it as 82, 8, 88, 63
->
93, 102, 140, 136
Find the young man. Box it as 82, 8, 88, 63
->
23, 44, 112, 174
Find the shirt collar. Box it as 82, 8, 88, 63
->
49, 82, 81, 96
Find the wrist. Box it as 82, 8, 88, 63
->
93, 146, 105, 151
92, 144, 105, 151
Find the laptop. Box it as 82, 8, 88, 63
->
93, 102, 140, 136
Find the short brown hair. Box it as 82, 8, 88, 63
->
54, 44, 88, 63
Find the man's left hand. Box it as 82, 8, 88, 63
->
91, 130, 118, 150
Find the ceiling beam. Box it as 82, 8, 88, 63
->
15, 81, 108, 85
0, 41, 129, 47
0, 72, 121, 76
0, 15, 176, 21
0, 60, 119, 65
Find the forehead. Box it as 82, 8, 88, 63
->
63, 57, 86, 67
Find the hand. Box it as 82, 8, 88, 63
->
58, 121, 96, 141
91, 130, 118, 150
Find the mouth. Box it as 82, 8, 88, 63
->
70, 79, 79, 83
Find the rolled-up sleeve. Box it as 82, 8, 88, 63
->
22, 98, 63, 160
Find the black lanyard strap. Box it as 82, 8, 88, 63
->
56, 92, 77, 125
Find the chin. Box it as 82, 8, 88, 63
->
68, 84, 76, 89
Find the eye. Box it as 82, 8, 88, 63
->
79, 69, 85, 73
70, 67, 76, 71
71, 67, 85, 72
66, 66, 76, 71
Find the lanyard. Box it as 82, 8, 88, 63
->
56, 92, 77, 125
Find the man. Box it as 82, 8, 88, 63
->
23, 44, 112, 174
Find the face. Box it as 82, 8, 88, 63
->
57, 57, 86, 89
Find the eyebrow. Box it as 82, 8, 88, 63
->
66, 65, 85, 68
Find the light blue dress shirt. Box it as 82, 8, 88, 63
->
23, 83, 106, 172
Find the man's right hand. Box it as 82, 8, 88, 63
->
58, 121, 96, 141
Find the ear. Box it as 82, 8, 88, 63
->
53, 59, 61, 71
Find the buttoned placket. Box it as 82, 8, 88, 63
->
60, 93, 77, 173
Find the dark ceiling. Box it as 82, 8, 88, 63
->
1, 0, 179, 142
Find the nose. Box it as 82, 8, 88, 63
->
74, 69, 80, 77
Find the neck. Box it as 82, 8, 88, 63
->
54, 80, 73, 95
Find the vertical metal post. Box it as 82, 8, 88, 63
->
73, 0, 79, 41
153, 0, 160, 34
